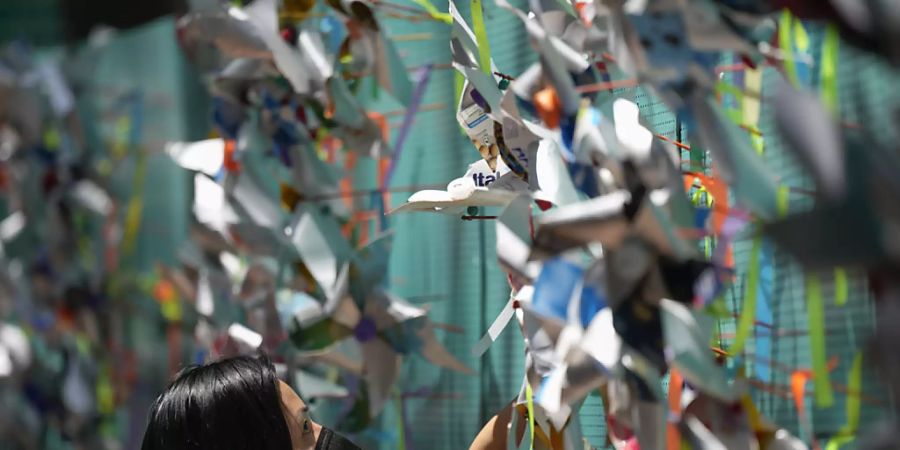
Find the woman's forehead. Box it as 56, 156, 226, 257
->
278, 380, 308, 412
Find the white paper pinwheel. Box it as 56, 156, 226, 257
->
391, 159, 524, 214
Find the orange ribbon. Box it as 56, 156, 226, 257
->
667, 368, 684, 450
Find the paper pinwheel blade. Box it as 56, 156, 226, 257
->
774, 79, 845, 202
167, 139, 225, 176
391, 183, 519, 214
361, 338, 402, 417
660, 299, 734, 402
531, 190, 631, 259
289, 318, 354, 351
176, 11, 271, 61
496, 195, 542, 282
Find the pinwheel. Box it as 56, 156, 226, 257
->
283, 208, 472, 418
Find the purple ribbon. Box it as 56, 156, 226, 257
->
353, 317, 378, 342
383, 64, 434, 189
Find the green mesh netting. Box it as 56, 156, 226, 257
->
25, 3, 898, 448
373, 4, 895, 449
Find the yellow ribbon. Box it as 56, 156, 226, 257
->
743, 67, 765, 155
120, 112, 145, 258
525, 383, 535, 450
122, 152, 148, 257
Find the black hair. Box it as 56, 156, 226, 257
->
141, 354, 293, 450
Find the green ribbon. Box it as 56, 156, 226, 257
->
395, 392, 406, 450
471, 0, 492, 74
714, 81, 745, 103
779, 10, 799, 86
779, 10, 810, 87
776, 185, 834, 408
455, 71, 466, 136
729, 63, 770, 356
818, 24, 849, 308
733, 237, 762, 355
723, 107, 743, 125
777, 185, 790, 216
820, 25, 840, 113
806, 274, 835, 408
412, 0, 452, 24
834, 268, 849, 306
826, 434, 855, 450
825, 352, 862, 449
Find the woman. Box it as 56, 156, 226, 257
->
141, 354, 361, 450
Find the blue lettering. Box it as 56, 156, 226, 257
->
473, 171, 501, 187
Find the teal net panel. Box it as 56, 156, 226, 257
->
370, 5, 897, 449
370, 0, 537, 447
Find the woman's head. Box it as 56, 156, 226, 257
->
141, 354, 360, 450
